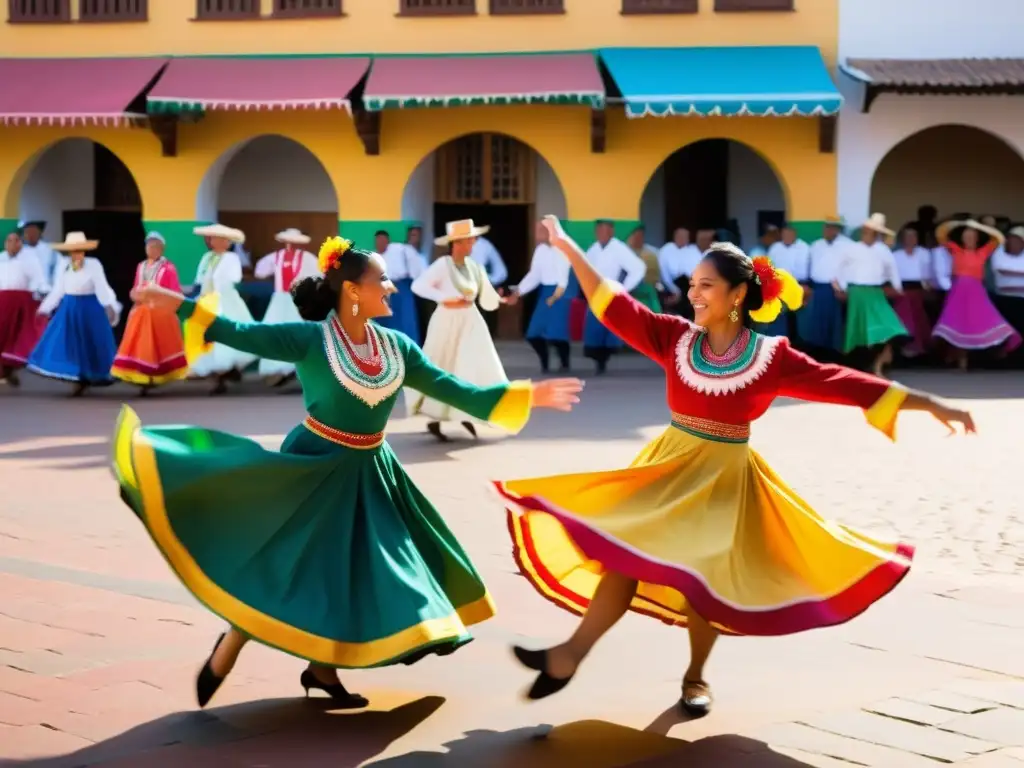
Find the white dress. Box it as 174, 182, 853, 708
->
188, 250, 257, 377
253, 248, 319, 377
405, 256, 507, 424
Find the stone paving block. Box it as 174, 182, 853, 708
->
801, 710, 1000, 763
0, 723, 95, 760
959, 752, 1024, 767
949, 680, 1024, 710
769, 747, 872, 768
943, 708, 1024, 747
905, 688, 999, 714
0, 690, 51, 726
753, 721, 939, 767
864, 696, 962, 726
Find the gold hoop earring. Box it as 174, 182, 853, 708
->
729, 305, 740, 323
351, 302, 359, 317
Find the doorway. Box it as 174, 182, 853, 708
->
62, 210, 145, 341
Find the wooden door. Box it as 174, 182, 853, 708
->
217, 211, 338, 274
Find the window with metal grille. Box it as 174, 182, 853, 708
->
714, 0, 793, 11
195, 0, 260, 20
621, 0, 697, 13
398, 0, 475, 16
273, 0, 342, 17
79, 0, 147, 21
435, 134, 535, 205
7, 0, 70, 22
490, 0, 563, 14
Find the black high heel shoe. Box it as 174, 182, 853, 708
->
196, 633, 227, 709
512, 646, 575, 701
299, 669, 369, 709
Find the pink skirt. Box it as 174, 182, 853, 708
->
932, 277, 1022, 352
893, 288, 932, 356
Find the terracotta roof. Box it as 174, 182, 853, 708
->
844, 58, 1024, 89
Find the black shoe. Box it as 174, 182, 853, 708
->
427, 422, 449, 442
299, 669, 369, 709
6, 370, 20, 387
196, 633, 227, 709
462, 421, 477, 438
512, 646, 574, 701
138, 385, 151, 397
70, 382, 87, 397
210, 380, 228, 396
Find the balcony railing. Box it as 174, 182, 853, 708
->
715, 0, 794, 10
398, 0, 475, 16
80, 0, 147, 21
273, 0, 342, 17
621, 0, 697, 13
490, 0, 563, 13
7, 0, 70, 23
195, 0, 260, 20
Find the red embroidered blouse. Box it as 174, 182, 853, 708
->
591, 281, 905, 437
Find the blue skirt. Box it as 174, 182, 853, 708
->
526, 285, 571, 342
583, 308, 623, 349
375, 278, 420, 343
28, 294, 116, 384
796, 281, 844, 351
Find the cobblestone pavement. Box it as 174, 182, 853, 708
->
1, 347, 1023, 767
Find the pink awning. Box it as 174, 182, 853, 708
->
363, 53, 605, 111
147, 57, 371, 114
0, 58, 168, 126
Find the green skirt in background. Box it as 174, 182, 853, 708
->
843, 284, 908, 353
111, 406, 495, 669
630, 282, 662, 313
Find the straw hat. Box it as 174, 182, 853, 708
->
824, 215, 845, 228
275, 228, 311, 245
1008, 226, 1024, 240
434, 219, 490, 246
193, 223, 245, 244
960, 218, 1004, 240
862, 213, 895, 237
52, 232, 98, 252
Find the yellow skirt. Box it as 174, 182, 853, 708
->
497, 419, 913, 636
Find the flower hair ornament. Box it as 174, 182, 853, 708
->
748, 255, 804, 323
318, 236, 352, 274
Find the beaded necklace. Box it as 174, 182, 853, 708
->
445, 257, 479, 299
321, 313, 405, 407
674, 325, 783, 395
699, 327, 750, 365
141, 257, 163, 285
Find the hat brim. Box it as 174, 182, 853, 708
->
434, 225, 490, 246
53, 240, 99, 252
275, 235, 311, 245
193, 225, 246, 244
862, 222, 895, 237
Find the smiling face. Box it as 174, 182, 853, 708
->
341, 253, 396, 320
689, 257, 747, 329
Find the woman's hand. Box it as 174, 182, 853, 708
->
132, 284, 185, 313
542, 215, 569, 249
929, 401, 976, 435
532, 377, 584, 412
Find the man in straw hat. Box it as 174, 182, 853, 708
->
406, 219, 510, 442
931, 218, 1021, 370
28, 232, 121, 396
797, 216, 851, 360
188, 223, 256, 394
581, 219, 645, 374
253, 228, 319, 387
833, 213, 908, 376
0, 228, 49, 386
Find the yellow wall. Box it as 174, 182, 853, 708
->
0, 0, 837, 63
1, 106, 834, 223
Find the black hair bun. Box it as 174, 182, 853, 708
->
291, 276, 336, 321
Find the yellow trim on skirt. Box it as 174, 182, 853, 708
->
182, 293, 219, 366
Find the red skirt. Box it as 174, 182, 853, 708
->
569, 298, 586, 342
0, 290, 46, 367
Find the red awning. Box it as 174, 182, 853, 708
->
147, 57, 371, 114
363, 53, 605, 111
0, 58, 168, 126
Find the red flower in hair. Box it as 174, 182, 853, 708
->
751, 256, 783, 303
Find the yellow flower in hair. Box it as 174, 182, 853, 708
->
318, 236, 352, 274
748, 266, 805, 324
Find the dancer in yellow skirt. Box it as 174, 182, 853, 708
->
496, 216, 976, 715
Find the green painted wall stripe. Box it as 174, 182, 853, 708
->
339, 220, 420, 250
0, 218, 19, 237
144, 220, 210, 282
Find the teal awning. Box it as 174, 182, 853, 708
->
600, 46, 843, 118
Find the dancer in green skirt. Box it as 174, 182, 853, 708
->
117, 236, 583, 709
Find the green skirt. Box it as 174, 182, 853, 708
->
111, 407, 494, 669
843, 285, 908, 353
630, 282, 662, 313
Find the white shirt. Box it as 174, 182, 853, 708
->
991, 246, 1024, 296
378, 242, 424, 282
470, 237, 508, 286
516, 244, 570, 296
411, 256, 501, 311
837, 241, 902, 292
586, 237, 646, 294
807, 234, 851, 284
254, 248, 318, 293
930, 247, 953, 291
20, 241, 59, 289
38, 257, 122, 323
892, 246, 933, 283
194, 250, 243, 296
0, 250, 48, 293
657, 243, 702, 293
768, 240, 811, 282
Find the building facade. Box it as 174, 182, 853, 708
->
0, 0, 841, 299
837, 0, 1024, 231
